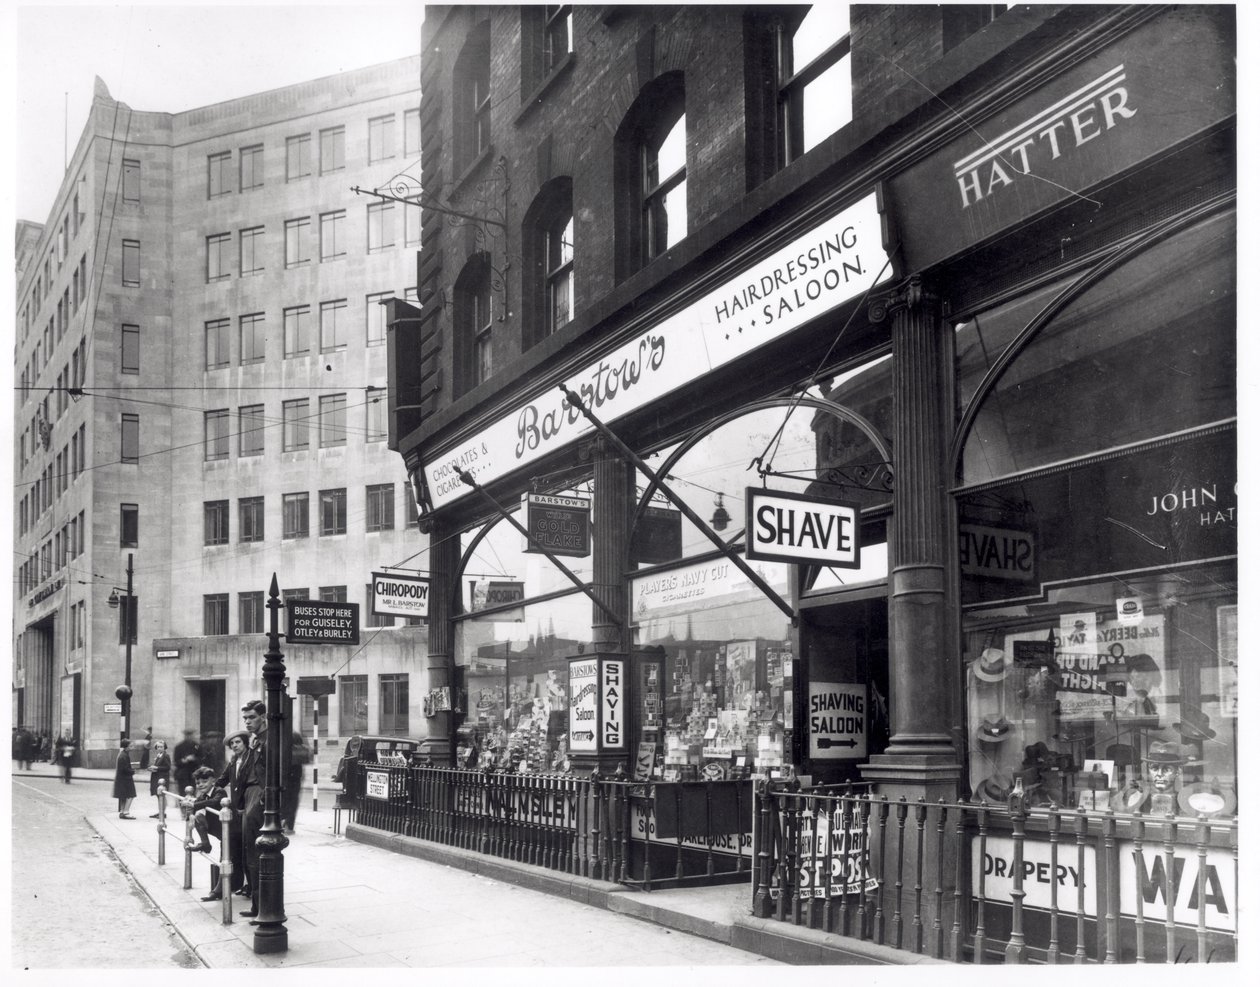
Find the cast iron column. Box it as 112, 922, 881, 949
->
425, 516, 458, 764
253, 573, 289, 953
591, 435, 631, 653
861, 275, 960, 796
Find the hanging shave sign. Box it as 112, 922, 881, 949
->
422, 192, 891, 511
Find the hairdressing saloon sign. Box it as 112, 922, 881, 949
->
419, 192, 891, 511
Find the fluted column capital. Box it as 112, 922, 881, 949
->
868, 274, 940, 325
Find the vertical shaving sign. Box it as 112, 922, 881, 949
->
600, 658, 625, 749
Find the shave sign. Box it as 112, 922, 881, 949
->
745, 488, 861, 568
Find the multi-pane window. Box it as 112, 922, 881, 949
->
240, 226, 265, 275
282, 492, 309, 539
286, 134, 311, 180
204, 409, 230, 461
318, 585, 348, 603
366, 291, 394, 346
367, 203, 395, 253
320, 299, 347, 352
544, 5, 573, 72
240, 312, 266, 365
456, 257, 493, 392
367, 583, 395, 628
205, 319, 230, 369
285, 217, 311, 268
284, 305, 311, 357
239, 496, 264, 543
208, 151, 233, 197
121, 413, 139, 463
239, 144, 263, 191
340, 675, 368, 734
404, 203, 421, 246
319, 126, 345, 174
380, 673, 409, 735
282, 398, 310, 451
203, 594, 229, 635
320, 488, 347, 535
239, 404, 265, 456
207, 232, 232, 281
642, 108, 687, 261
122, 159, 140, 201
283, 588, 310, 609
369, 115, 395, 162
239, 591, 265, 634
778, 5, 852, 165
404, 108, 420, 157
120, 503, 139, 547
121, 324, 140, 374
204, 500, 229, 546
366, 483, 394, 531
546, 210, 574, 333
319, 210, 346, 261
122, 239, 140, 286
318, 393, 347, 447
366, 386, 387, 441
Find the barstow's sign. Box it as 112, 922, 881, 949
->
287, 601, 360, 645
419, 192, 891, 511
371, 571, 430, 619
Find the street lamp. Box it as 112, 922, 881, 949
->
106, 553, 135, 744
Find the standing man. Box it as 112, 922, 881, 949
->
173, 728, 202, 796
238, 700, 268, 919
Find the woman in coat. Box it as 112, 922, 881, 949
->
148, 739, 171, 818
112, 739, 137, 818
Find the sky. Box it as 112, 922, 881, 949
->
7, 2, 423, 225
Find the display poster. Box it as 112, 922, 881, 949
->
601, 659, 625, 749
776, 809, 878, 898
726, 641, 757, 710
807, 682, 867, 760
568, 658, 598, 753
634, 742, 656, 781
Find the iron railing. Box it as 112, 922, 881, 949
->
344, 761, 752, 889
751, 782, 1239, 964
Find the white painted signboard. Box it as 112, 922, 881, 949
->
807, 682, 867, 760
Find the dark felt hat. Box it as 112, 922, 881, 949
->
1143, 741, 1187, 765
975, 717, 1011, 743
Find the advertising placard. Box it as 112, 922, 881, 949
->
568, 658, 598, 753
524, 493, 591, 558
601, 658, 625, 749
371, 571, 430, 619
807, 682, 867, 759
778, 809, 878, 898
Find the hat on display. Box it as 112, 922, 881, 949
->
974, 774, 1011, 803
1143, 741, 1188, 765
976, 717, 1011, 743
972, 647, 1011, 682
1177, 782, 1236, 818
1174, 705, 1216, 742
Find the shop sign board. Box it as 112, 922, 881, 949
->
568, 658, 599, 753
807, 682, 867, 760
601, 658, 625, 749
523, 493, 591, 558
973, 835, 1098, 915
371, 571, 430, 619
286, 601, 360, 645
892, 10, 1235, 272
632, 557, 789, 619
631, 505, 683, 565
630, 802, 752, 858
958, 522, 1036, 583
455, 783, 579, 828
745, 488, 860, 567
364, 769, 390, 801
419, 192, 891, 512
484, 581, 525, 621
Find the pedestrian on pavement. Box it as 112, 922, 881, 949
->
215, 730, 251, 897
180, 766, 230, 899
15, 726, 35, 771
136, 725, 153, 770
173, 728, 202, 797
237, 700, 268, 918
38, 731, 51, 762
113, 739, 137, 817
148, 739, 171, 818
57, 733, 77, 783
199, 730, 225, 773
282, 730, 309, 834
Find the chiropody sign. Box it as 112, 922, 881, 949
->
421, 192, 891, 511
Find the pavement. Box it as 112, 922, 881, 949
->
17, 759, 933, 968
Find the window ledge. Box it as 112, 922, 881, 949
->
452, 145, 496, 197
513, 53, 576, 127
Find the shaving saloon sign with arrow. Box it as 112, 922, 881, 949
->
808, 682, 867, 760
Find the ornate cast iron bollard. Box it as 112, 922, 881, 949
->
253, 574, 289, 954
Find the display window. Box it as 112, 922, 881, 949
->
955, 208, 1236, 815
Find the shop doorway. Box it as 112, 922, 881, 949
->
193, 679, 226, 739
797, 596, 889, 785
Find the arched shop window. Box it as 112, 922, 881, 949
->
453, 478, 594, 772
629, 391, 892, 779
954, 207, 1237, 818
